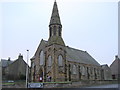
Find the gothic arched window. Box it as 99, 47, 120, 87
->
53, 26, 56, 36
58, 26, 61, 36
40, 51, 44, 65
32, 62, 34, 68
82, 66, 86, 75
58, 55, 63, 66
50, 27, 52, 37
73, 65, 77, 74
48, 55, 52, 66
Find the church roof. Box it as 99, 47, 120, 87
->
49, 1, 61, 25
66, 46, 100, 66
32, 39, 100, 66
31, 39, 48, 60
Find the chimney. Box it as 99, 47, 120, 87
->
115, 55, 119, 60
18, 53, 23, 59
8, 57, 10, 61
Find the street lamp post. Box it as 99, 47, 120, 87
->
26, 50, 29, 88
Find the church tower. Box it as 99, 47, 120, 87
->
48, 1, 65, 46
45, 1, 67, 82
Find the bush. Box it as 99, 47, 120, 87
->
19, 74, 26, 80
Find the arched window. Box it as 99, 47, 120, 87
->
58, 26, 61, 36
73, 65, 77, 74
40, 51, 44, 65
50, 27, 52, 37
87, 67, 90, 79
82, 66, 86, 75
94, 68, 97, 79
58, 55, 63, 66
48, 56, 52, 66
53, 26, 56, 35
32, 62, 34, 68
79, 66, 81, 72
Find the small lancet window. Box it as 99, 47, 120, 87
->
58, 26, 61, 36
58, 55, 63, 66
40, 51, 44, 65
32, 62, 34, 68
50, 27, 52, 37
82, 66, 86, 75
73, 65, 77, 74
53, 26, 56, 36
48, 55, 52, 66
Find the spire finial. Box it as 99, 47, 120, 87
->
55, 0, 56, 2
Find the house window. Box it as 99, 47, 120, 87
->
48, 55, 52, 66
58, 55, 63, 66
73, 65, 77, 74
40, 51, 44, 65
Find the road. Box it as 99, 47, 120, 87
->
85, 84, 119, 88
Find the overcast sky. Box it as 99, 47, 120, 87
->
0, 0, 118, 66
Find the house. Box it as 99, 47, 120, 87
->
2, 54, 29, 80
101, 64, 112, 80
110, 55, 120, 80
1, 58, 13, 80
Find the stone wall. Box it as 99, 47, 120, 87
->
43, 80, 118, 88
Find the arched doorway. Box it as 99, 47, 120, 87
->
39, 69, 43, 82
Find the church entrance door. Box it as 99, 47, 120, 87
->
39, 69, 43, 82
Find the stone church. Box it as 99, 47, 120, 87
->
30, 1, 105, 82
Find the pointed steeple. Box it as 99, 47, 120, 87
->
48, 1, 65, 46
49, 1, 61, 25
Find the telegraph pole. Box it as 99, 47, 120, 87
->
26, 50, 29, 88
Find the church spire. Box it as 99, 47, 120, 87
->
49, 1, 61, 25
48, 1, 65, 46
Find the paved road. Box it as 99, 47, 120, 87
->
85, 84, 119, 88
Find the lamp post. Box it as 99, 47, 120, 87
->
26, 50, 29, 88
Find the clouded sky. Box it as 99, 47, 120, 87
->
0, 0, 118, 66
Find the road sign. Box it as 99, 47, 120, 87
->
28, 83, 43, 88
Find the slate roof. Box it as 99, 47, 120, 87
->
41, 39, 48, 45
44, 40, 48, 44
66, 46, 100, 66
1, 59, 13, 68
101, 64, 109, 68
31, 39, 48, 60
31, 56, 36, 60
